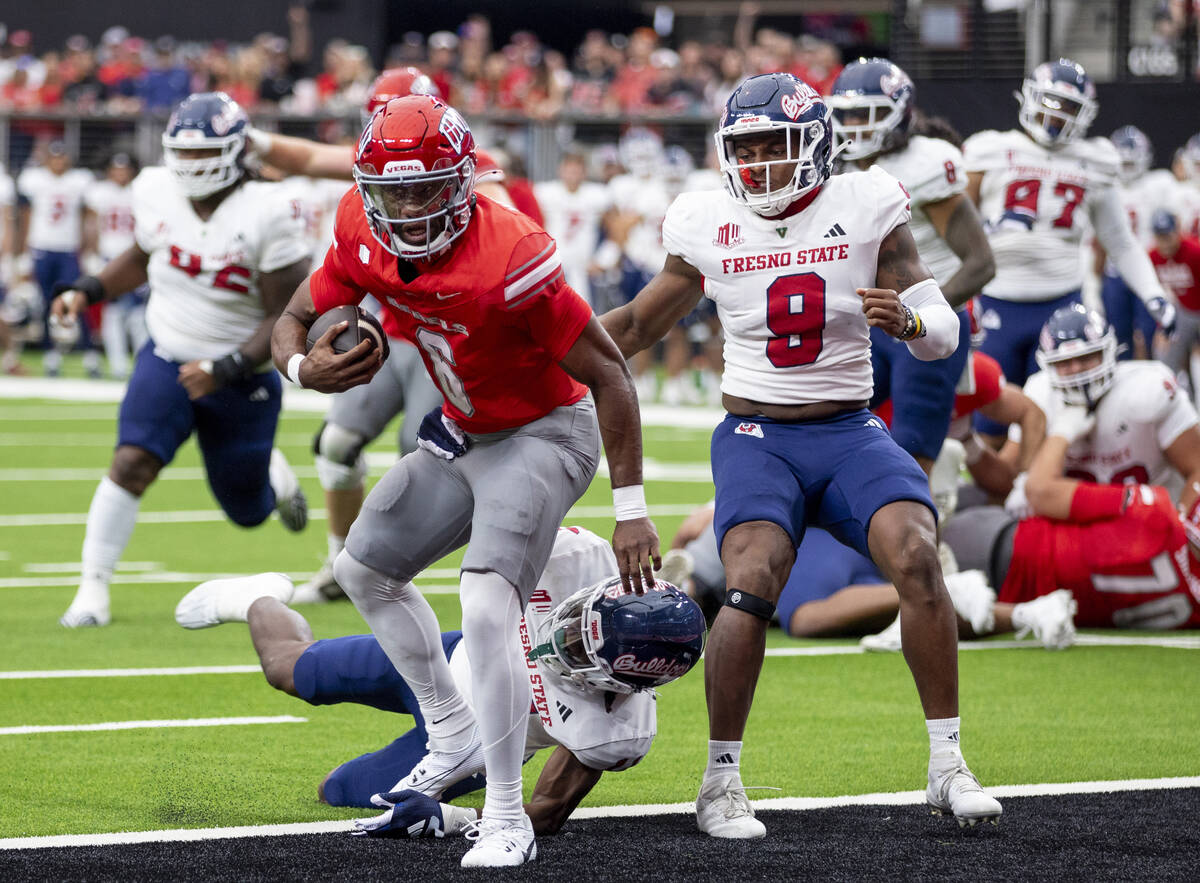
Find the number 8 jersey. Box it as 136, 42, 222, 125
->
662, 165, 910, 405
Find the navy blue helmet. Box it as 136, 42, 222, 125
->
531, 576, 706, 694
1018, 59, 1097, 148
1111, 125, 1153, 184
1036, 303, 1117, 407
828, 58, 915, 161
715, 72, 834, 215
162, 91, 249, 198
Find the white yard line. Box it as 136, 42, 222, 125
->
1, 775, 1196, 850
0, 715, 306, 736
0, 666, 262, 680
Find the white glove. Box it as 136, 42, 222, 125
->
1047, 402, 1096, 444
1004, 471, 1033, 520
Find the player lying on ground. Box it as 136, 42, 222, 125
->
174, 527, 705, 837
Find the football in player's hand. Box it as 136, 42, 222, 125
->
306, 305, 389, 361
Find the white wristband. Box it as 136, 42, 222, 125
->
613, 484, 648, 521
286, 353, 306, 387
246, 126, 274, 155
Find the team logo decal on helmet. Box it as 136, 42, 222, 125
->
1036, 303, 1118, 407
828, 57, 915, 161
529, 576, 706, 694
1017, 58, 1097, 148
715, 72, 835, 216
353, 95, 477, 261
161, 92, 249, 199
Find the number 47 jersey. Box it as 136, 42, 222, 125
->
662, 165, 911, 405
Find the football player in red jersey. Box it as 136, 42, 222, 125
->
271, 95, 656, 869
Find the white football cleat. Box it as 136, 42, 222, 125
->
402, 733, 487, 799
945, 570, 997, 636
269, 448, 308, 532
174, 572, 294, 628
60, 582, 111, 628
696, 775, 767, 839
460, 815, 537, 868
927, 763, 1003, 827
657, 548, 695, 590
860, 613, 902, 652
291, 558, 344, 604
1012, 589, 1077, 650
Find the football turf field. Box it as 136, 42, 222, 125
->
1, 374, 1198, 878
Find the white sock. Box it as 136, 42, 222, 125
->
71, 477, 141, 611
460, 570, 530, 823
926, 716, 963, 768
332, 551, 474, 749
705, 740, 743, 780
327, 534, 346, 562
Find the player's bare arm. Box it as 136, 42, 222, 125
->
1024, 433, 1080, 519
986, 385, 1047, 473
178, 257, 310, 401
252, 131, 355, 180
858, 222, 933, 337
271, 276, 382, 393
1164, 426, 1200, 513
600, 253, 705, 359
965, 170, 983, 207
50, 242, 151, 323
924, 192, 995, 307
559, 316, 661, 591
524, 746, 604, 835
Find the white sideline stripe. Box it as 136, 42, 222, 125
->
0, 715, 306, 736
24, 561, 161, 573
3, 775, 1197, 850
761, 634, 1200, 655
0, 502, 702, 529
0, 666, 262, 680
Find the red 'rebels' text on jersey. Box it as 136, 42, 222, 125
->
1002, 485, 1200, 629
309, 192, 592, 433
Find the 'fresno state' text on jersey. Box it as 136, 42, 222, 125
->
1003, 485, 1200, 629
662, 165, 910, 405
1014, 361, 1198, 499
447, 527, 656, 770
133, 166, 310, 363
309, 192, 592, 434
963, 129, 1119, 300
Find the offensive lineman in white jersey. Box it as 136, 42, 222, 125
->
602, 73, 1001, 837
963, 59, 1174, 443
829, 57, 997, 477
50, 92, 312, 628
173, 526, 705, 837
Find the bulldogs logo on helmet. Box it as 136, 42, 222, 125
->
828, 58, 915, 162
1018, 58, 1097, 148
161, 92, 248, 199
362, 66, 440, 126
715, 73, 834, 216
1035, 303, 1118, 407
530, 576, 706, 694
1110, 125, 1153, 185
353, 95, 476, 261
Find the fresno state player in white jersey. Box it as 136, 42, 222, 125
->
534, 150, 611, 306
1017, 305, 1200, 515
963, 59, 1173, 410
1172, 134, 1200, 238
272, 94, 655, 869
603, 72, 1001, 835
50, 93, 312, 630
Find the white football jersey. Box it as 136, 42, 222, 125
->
871, 134, 966, 287
287, 176, 354, 265
448, 527, 657, 771
16, 166, 94, 252
1015, 361, 1198, 498
662, 166, 911, 405
1173, 181, 1200, 239
83, 180, 136, 261
133, 166, 310, 363
963, 129, 1121, 299
533, 179, 612, 304
1119, 170, 1181, 249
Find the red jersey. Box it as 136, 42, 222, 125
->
1002, 485, 1200, 628
310, 192, 592, 433
1150, 235, 1200, 313
874, 351, 1004, 427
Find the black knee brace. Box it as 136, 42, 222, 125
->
723, 588, 776, 621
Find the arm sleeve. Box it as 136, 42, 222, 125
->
504, 232, 593, 360
899, 278, 959, 361
1091, 184, 1168, 304
1068, 482, 1128, 523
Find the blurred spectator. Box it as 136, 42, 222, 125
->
138, 38, 190, 111
569, 30, 618, 113
427, 31, 459, 101
611, 27, 659, 112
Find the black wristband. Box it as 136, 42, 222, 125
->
896, 305, 919, 341
211, 352, 255, 387
53, 275, 107, 306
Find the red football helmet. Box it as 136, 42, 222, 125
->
354, 95, 477, 260
362, 66, 440, 125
